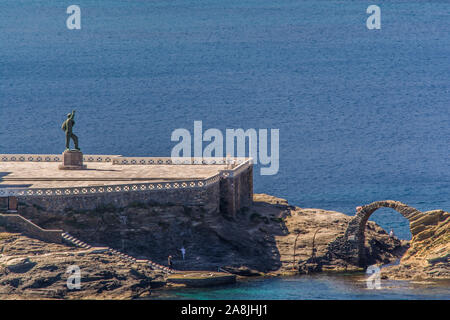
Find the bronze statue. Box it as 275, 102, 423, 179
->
62, 110, 80, 151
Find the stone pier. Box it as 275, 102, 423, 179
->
0, 155, 253, 218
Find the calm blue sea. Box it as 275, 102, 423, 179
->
0, 0, 449, 299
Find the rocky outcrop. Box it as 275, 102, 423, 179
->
381, 209, 449, 280
15, 194, 405, 275
167, 272, 236, 287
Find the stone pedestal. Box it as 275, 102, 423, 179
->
58, 150, 87, 170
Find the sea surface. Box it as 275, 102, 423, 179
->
0, 0, 449, 299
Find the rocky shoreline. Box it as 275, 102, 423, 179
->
0, 194, 448, 299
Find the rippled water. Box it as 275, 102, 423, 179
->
0, 0, 449, 298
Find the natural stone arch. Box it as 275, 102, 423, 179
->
327, 200, 422, 267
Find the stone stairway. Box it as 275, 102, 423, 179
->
61, 232, 173, 274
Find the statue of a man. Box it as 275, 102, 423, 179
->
61, 110, 80, 151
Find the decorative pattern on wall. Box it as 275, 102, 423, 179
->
0, 155, 251, 198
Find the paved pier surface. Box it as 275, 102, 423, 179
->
0, 162, 228, 188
